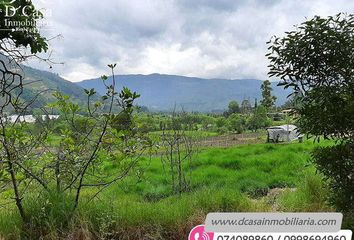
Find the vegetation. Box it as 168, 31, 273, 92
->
225, 100, 240, 116
21, 66, 91, 111
267, 13, 354, 219
0, 0, 50, 224
160, 112, 198, 194
0, 0, 48, 54
260, 80, 277, 110
0, 141, 334, 239
0, 1, 353, 238
240, 99, 252, 114
77, 75, 290, 113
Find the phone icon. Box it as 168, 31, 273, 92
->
188, 225, 214, 240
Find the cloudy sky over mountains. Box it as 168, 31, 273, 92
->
32, 0, 354, 82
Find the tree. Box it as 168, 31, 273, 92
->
200, 114, 215, 131
247, 106, 270, 132
0, 0, 49, 222
260, 80, 276, 109
225, 100, 240, 117
47, 65, 151, 211
241, 99, 252, 114
160, 112, 197, 195
0, 1, 48, 55
215, 117, 227, 128
228, 114, 246, 133
281, 93, 302, 110
267, 13, 354, 214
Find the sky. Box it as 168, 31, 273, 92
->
30, 0, 354, 82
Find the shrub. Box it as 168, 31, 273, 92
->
217, 126, 228, 135
227, 114, 246, 133
311, 142, 354, 213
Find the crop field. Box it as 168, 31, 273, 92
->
0, 140, 336, 239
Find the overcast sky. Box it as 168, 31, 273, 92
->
30, 0, 354, 82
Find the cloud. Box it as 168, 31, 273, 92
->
29, 0, 354, 82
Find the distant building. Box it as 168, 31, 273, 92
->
2, 115, 59, 123
281, 109, 295, 114
280, 108, 300, 117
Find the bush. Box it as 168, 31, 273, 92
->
228, 114, 246, 133
217, 126, 228, 135
247, 106, 270, 131
311, 142, 354, 213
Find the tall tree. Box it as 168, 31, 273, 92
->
260, 80, 277, 109
267, 13, 354, 216
241, 99, 252, 114
226, 100, 240, 116
254, 98, 258, 109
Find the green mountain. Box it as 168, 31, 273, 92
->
19, 65, 88, 110
5, 65, 291, 113
77, 74, 291, 112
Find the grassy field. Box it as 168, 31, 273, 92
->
0, 140, 336, 239
147, 130, 219, 143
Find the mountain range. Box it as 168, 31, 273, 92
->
77, 74, 291, 112
18, 66, 291, 112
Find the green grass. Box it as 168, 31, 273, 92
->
101, 140, 331, 200
147, 130, 219, 143
0, 140, 335, 239
277, 174, 331, 212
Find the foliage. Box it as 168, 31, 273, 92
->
0, 62, 151, 228
267, 13, 354, 214
241, 99, 252, 114
0, 140, 336, 239
247, 106, 271, 131
281, 93, 302, 110
227, 100, 240, 114
133, 109, 284, 136
215, 116, 227, 128
260, 80, 276, 109
278, 173, 330, 212
43, 65, 151, 210
0, 0, 49, 223
311, 142, 354, 213
0, 0, 48, 54
267, 13, 354, 140
135, 114, 158, 133
227, 113, 246, 133
160, 112, 198, 195
254, 98, 258, 109
21, 66, 93, 112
